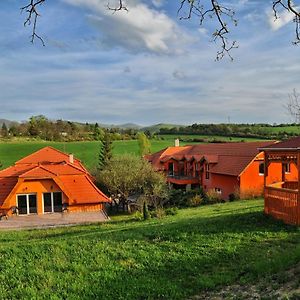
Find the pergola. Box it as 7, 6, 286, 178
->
260, 137, 300, 226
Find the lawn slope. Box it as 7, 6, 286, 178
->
0, 199, 299, 299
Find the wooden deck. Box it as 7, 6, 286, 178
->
265, 183, 300, 226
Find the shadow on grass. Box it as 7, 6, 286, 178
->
0, 206, 297, 245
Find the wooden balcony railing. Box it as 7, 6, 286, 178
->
282, 181, 298, 190
265, 185, 299, 225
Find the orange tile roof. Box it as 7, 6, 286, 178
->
147, 141, 276, 176
59, 175, 109, 204
15, 146, 87, 172
0, 147, 110, 207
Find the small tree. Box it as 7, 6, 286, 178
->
286, 89, 300, 123
143, 201, 150, 220
1, 123, 8, 138
98, 130, 113, 170
96, 155, 168, 212
137, 132, 151, 156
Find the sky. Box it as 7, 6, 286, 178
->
0, 0, 299, 125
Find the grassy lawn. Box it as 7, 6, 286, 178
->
0, 199, 299, 299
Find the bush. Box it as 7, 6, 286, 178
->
150, 208, 166, 219
167, 187, 206, 208
206, 189, 222, 204
165, 207, 178, 216
133, 211, 143, 221
187, 194, 203, 207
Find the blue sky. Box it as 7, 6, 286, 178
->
0, 0, 299, 125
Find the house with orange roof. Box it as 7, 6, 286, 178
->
146, 140, 298, 200
0, 147, 110, 218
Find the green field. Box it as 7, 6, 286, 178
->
0, 140, 173, 170
159, 134, 268, 142
0, 135, 267, 170
0, 199, 299, 299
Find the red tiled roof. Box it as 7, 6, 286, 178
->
210, 155, 255, 176
260, 136, 300, 150
147, 141, 275, 176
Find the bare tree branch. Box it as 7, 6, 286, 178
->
273, 0, 300, 45
107, 0, 128, 12
285, 89, 300, 123
177, 0, 238, 61
20, 0, 300, 59
21, 0, 45, 46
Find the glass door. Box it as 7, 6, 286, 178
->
17, 194, 37, 215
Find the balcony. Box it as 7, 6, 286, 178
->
167, 173, 200, 185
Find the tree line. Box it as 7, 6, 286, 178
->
159, 123, 300, 140
0, 115, 140, 141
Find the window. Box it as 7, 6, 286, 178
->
168, 163, 174, 176
205, 164, 210, 179
259, 163, 264, 176
43, 192, 62, 213
17, 194, 37, 215
284, 163, 291, 174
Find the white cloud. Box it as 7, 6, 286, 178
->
268, 8, 294, 31
63, 0, 189, 54
152, 0, 165, 8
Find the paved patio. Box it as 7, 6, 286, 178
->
0, 211, 109, 230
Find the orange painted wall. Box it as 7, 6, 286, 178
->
203, 172, 239, 200
68, 203, 103, 212
2, 179, 64, 215
240, 160, 298, 198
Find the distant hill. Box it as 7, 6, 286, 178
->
142, 123, 184, 133
0, 119, 18, 128
98, 123, 142, 130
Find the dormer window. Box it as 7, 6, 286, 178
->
259, 162, 264, 176
205, 164, 210, 179
284, 163, 291, 174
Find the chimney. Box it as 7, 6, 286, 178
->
69, 154, 74, 164
175, 138, 180, 147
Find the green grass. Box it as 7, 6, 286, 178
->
0, 139, 193, 170
158, 134, 268, 142
0, 135, 267, 170
0, 199, 299, 299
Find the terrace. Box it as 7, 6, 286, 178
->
262, 139, 300, 226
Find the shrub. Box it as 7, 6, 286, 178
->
150, 208, 166, 219
206, 189, 221, 204
165, 207, 178, 216
133, 211, 143, 221
167, 187, 206, 208
187, 194, 203, 207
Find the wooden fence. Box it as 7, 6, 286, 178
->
265, 186, 300, 225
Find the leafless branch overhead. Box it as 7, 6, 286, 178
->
273, 0, 300, 45
21, 0, 45, 46
21, 0, 300, 59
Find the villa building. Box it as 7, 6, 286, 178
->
0, 147, 110, 218
146, 140, 297, 200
